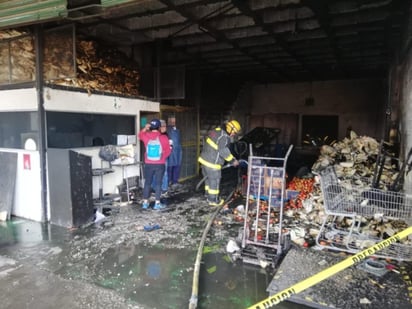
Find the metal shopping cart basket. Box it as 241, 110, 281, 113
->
239, 145, 294, 267
316, 166, 412, 261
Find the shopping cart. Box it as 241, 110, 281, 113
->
239, 144, 294, 267
316, 166, 412, 261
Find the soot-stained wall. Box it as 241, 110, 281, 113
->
400, 47, 412, 194
249, 79, 386, 145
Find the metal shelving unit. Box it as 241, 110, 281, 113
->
239, 145, 294, 266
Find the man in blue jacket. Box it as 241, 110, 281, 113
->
167, 115, 183, 190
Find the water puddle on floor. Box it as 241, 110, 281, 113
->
0, 219, 310, 309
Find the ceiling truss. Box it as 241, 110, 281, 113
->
56, 0, 411, 82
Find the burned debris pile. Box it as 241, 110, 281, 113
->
214, 131, 412, 267
0, 29, 140, 96
52, 39, 140, 96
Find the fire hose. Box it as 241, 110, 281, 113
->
189, 158, 247, 308
188, 190, 235, 309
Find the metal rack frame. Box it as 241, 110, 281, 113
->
240, 145, 293, 265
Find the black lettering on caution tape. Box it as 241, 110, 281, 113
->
249, 227, 412, 309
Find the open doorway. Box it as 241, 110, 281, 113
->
302, 115, 338, 146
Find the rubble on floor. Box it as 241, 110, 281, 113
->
267, 245, 412, 309
1, 131, 410, 308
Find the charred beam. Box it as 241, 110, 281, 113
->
158, 0, 290, 81
383, 0, 407, 61
301, 0, 346, 77
76, 0, 227, 29
232, 0, 315, 78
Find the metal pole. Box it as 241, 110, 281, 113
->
34, 25, 48, 222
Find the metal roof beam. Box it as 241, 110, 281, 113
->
301, 0, 346, 76
232, 0, 315, 78
159, 0, 290, 81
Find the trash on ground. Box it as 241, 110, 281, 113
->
143, 224, 161, 232
206, 265, 217, 274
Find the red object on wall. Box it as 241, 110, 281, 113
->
23, 154, 31, 170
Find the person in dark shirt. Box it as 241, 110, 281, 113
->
166, 115, 183, 190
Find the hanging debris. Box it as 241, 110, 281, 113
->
0, 29, 140, 96
51, 38, 140, 96
0, 32, 35, 83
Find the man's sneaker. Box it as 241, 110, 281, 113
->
207, 199, 224, 207
153, 202, 166, 210
161, 191, 168, 198
142, 201, 149, 209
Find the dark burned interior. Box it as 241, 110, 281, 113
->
62, 0, 409, 84
1, 0, 409, 103
0, 1, 409, 163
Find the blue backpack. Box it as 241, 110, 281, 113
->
146, 137, 162, 160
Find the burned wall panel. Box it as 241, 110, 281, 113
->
251, 79, 385, 141
249, 113, 298, 146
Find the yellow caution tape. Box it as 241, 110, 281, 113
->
248, 226, 412, 309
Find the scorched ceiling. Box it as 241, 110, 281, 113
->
63, 0, 410, 83
1, 0, 409, 84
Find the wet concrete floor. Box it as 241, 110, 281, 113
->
0, 169, 312, 309
0, 217, 310, 309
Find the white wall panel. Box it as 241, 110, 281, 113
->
43, 87, 159, 115
0, 88, 37, 111
0, 148, 42, 222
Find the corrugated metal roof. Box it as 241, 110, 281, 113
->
0, 0, 67, 28
1, 0, 410, 83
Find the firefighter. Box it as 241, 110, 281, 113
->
198, 120, 241, 206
